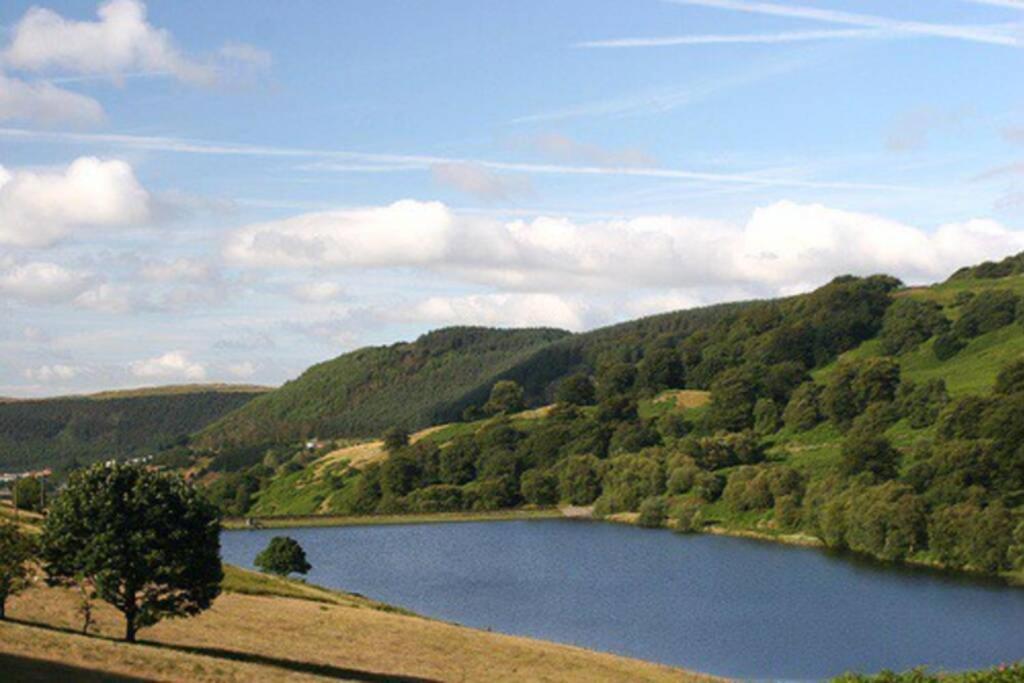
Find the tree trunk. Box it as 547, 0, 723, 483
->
124, 604, 137, 643
0, 597, 6, 620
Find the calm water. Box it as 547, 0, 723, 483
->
221, 520, 1024, 680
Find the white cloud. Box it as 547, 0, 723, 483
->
0, 72, 104, 125
396, 293, 588, 331
289, 281, 344, 303
130, 350, 206, 380
431, 163, 531, 201
24, 364, 78, 382
524, 133, 656, 168
218, 42, 273, 69
0, 261, 94, 304
224, 198, 1024, 293
0, 157, 150, 247
139, 258, 215, 283
226, 361, 256, 378
73, 283, 136, 314
3, 0, 216, 85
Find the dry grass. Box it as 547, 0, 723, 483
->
316, 424, 448, 475
2, 568, 717, 683
655, 390, 711, 410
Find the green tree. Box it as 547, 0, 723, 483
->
670, 498, 704, 533
994, 359, 1024, 396
40, 463, 223, 642
255, 536, 313, 576
484, 380, 525, 416
932, 332, 965, 361
13, 476, 44, 512
753, 398, 781, 436
557, 455, 603, 505
637, 496, 668, 528
707, 365, 759, 432
555, 373, 596, 406
783, 382, 823, 431
840, 432, 900, 480
596, 362, 636, 400
382, 426, 410, 452
953, 289, 1020, 338
520, 469, 559, 505
0, 521, 36, 620
636, 348, 685, 392
878, 298, 950, 355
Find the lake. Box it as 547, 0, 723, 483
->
221, 520, 1024, 680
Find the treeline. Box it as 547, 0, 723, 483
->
0, 390, 263, 471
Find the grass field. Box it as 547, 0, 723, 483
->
1, 565, 716, 683
223, 507, 564, 529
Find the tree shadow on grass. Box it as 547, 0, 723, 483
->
0, 652, 150, 682
141, 639, 441, 683
6, 618, 440, 683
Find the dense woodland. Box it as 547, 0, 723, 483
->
0, 389, 264, 470
197, 263, 1024, 579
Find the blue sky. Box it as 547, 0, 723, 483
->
1, 0, 1023, 396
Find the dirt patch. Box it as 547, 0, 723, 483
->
654, 390, 710, 410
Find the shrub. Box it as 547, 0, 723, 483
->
692, 471, 725, 502
932, 332, 965, 361
557, 455, 603, 505
255, 536, 313, 576
896, 379, 949, 429
994, 359, 1024, 396
555, 373, 596, 406
670, 498, 704, 533
952, 289, 1020, 339
382, 426, 410, 452
637, 496, 668, 528
840, 432, 900, 480
519, 469, 559, 505
595, 454, 665, 514
405, 484, 464, 512
753, 398, 781, 436
484, 380, 525, 416
0, 521, 36, 620
783, 382, 823, 431
878, 299, 950, 355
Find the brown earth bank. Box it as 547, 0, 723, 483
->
0, 567, 719, 683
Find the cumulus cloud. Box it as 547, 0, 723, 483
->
431, 163, 531, 201
394, 293, 588, 331
3, 0, 215, 85
0, 157, 151, 247
0, 72, 105, 125
224, 198, 1024, 294
24, 364, 78, 382
0, 261, 94, 304
129, 350, 206, 380
289, 281, 344, 303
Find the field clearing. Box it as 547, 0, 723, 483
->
1, 566, 714, 683
223, 508, 563, 530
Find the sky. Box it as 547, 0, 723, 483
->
1, 0, 1024, 397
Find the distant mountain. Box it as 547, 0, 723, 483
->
0, 385, 269, 471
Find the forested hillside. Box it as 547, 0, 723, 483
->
0, 387, 267, 470
196, 327, 571, 448
193, 257, 1024, 581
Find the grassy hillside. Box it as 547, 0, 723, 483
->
0, 386, 268, 471
1, 565, 709, 682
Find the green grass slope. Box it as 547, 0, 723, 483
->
0, 386, 268, 471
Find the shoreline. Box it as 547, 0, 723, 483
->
225, 506, 1024, 586
221, 507, 563, 530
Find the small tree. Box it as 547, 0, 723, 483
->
0, 521, 36, 620
255, 536, 312, 576
484, 380, 525, 416
555, 373, 596, 406
41, 463, 223, 642
382, 426, 410, 452
13, 477, 44, 512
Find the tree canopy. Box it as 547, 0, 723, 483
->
255, 536, 313, 576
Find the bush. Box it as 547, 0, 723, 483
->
932, 332, 965, 361
555, 374, 596, 406
692, 471, 725, 502
382, 426, 410, 452
519, 469, 559, 505
994, 359, 1024, 396
783, 382, 823, 431
484, 380, 525, 416
952, 289, 1020, 339
255, 536, 312, 576
753, 398, 781, 436
595, 454, 664, 514
896, 379, 949, 429
666, 460, 700, 495
0, 521, 36, 620
670, 498, 704, 533
840, 432, 900, 480
878, 299, 950, 355
637, 496, 668, 528
557, 455, 603, 505
404, 484, 464, 512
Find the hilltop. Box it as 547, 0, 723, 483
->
0, 385, 269, 471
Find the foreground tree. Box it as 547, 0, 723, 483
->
41, 463, 223, 642
0, 521, 36, 620
255, 536, 312, 576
